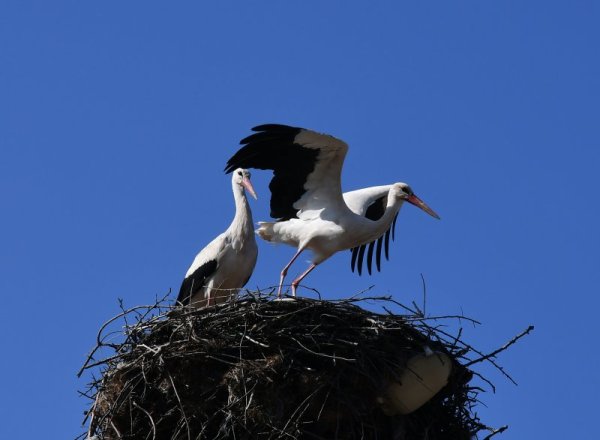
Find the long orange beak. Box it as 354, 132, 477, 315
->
407, 194, 440, 219
242, 177, 258, 200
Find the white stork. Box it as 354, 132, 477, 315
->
224, 124, 440, 297
177, 168, 258, 308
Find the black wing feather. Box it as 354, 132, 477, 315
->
350, 247, 359, 272
364, 196, 386, 222
351, 194, 399, 275
366, 241, 375, 275
177, 259, 218, 305
225, 124, 319, 220
384, 229, 391, 260
356, 245, 367, 276
392, 212, 398, 240
375, 236, 383, 272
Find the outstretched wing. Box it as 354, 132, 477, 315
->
344, 185, 398, 276
225, 124, 349, 221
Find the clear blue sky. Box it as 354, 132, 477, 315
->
1, 1, 598, 438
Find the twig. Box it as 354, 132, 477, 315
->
482, 425, 509, 439
420, 273, 427, 317
167, 372, 191, 440
291, 337, 356, 362
132, 402, 156, 440
466, 325, 534, 367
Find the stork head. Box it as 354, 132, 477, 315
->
391, 183, 440, 219
232, 168, 258, 200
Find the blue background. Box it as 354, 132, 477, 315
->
1, 2, 598, 438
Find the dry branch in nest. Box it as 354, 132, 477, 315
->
78, 291, 531, 439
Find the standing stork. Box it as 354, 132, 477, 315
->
225, 124, 440, 297
177, 168, 258, 308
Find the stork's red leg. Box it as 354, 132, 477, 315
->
291, 263, 317, 297
278, 249, 304, 297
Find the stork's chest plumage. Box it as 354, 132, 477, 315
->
226, 230, 257, 252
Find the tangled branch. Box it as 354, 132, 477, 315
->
78, 290, 531, 439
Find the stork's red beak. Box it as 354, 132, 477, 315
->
407, 194, 440, 219
242, 177, 258, 200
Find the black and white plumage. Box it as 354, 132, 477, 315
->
225, 124, 440, 297
177, 168, 258, 308
343, 182, 418, 275
343, 185, 401, 276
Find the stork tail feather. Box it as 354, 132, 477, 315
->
256, 222, 275, 242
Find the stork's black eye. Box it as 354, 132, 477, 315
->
237, 170, 243, 176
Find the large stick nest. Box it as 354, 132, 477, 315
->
79, 292, 530, 439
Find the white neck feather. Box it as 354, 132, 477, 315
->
229, 182, 254, 238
